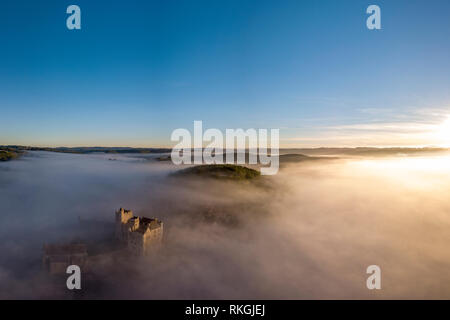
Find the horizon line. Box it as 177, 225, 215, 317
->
2, 145, 450, 150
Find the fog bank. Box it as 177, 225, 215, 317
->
1, 151, 450, 299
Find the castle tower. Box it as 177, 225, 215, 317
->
115, 207, 134, 241
127, 218, 164, 256
115, 208, 163, 255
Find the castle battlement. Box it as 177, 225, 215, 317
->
115, 208, 163, 256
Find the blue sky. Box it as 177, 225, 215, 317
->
1, 0, 450, 147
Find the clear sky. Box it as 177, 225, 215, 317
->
1, 0, 450, 147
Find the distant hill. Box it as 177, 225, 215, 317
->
173, 164, 260, 180
2, 145, 448, 158
0, 146, 172, 155
280, 147, 450, 157
279, 153, 339, 165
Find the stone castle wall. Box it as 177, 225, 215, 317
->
115, 208, 163, 256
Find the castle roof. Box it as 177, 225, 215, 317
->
135, 217, 162, 234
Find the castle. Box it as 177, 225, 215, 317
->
115, 208, 164, 256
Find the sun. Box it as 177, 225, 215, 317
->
435, 116, 450, 146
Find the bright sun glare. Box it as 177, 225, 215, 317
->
435, 116, 450, 146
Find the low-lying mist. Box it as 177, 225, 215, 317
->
1, 151, 450, 299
